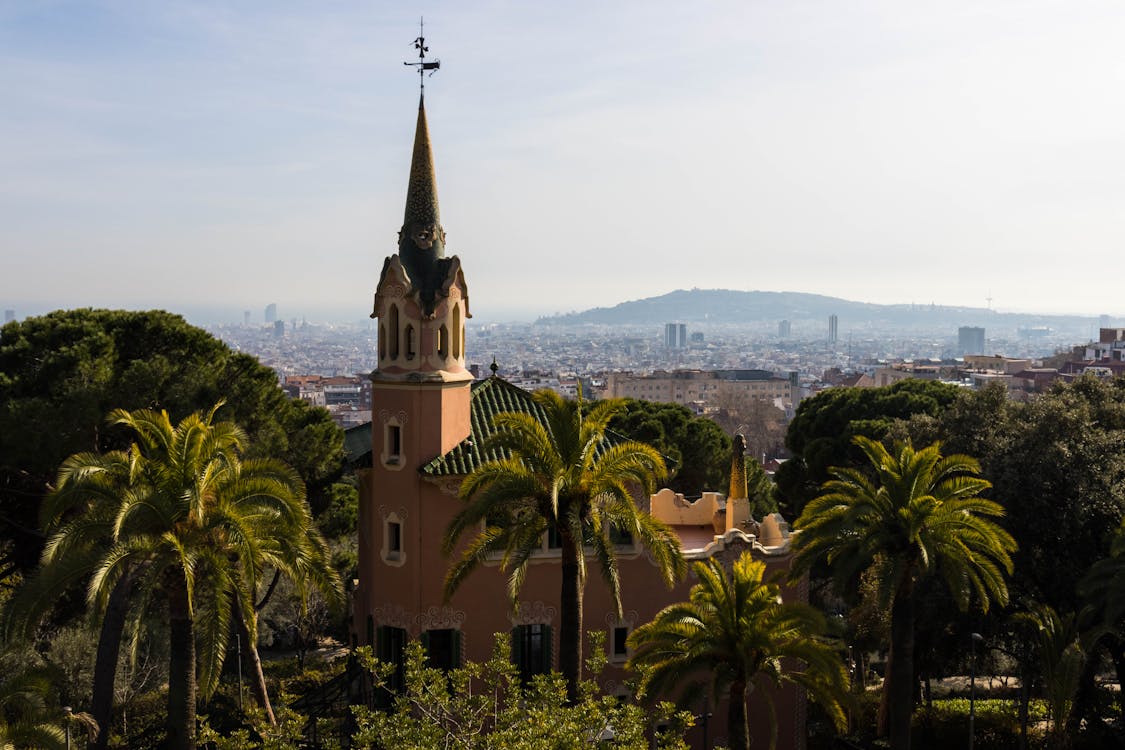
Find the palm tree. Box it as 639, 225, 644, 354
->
13, 404, 338, 750
792, 437, 1016, 750
1012, 604, 1084, 750
626, 553, 848, 750
443, 390, 686, 700
1078, 517, 1125, 725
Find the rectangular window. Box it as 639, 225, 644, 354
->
423, 629, 461, 671
512, 624, 551, 684
546, 524, 562, 550
387, 425, 402, 463
376, 625, 407, 700
612, 626, 629, 661
388, 521, 402, 560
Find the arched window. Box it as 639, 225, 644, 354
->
388, 304, 400, 359
451, 307, 461, 359
437, 324, 449, 358
378, 324, 386, 360
405, 324, 416, 360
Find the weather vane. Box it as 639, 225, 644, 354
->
404, 17, 441, 95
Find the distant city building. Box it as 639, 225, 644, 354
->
273, 320, 284, 338
663, 322, 687, 349
601, 369, 794, 411
1100, 314, 1112, 330
243, 310, 251, 327
3, 309, 14, 324
958, 326, 986, 355
265, 303, 278, 324
689, 331, 704, 344
827, 314, 838, 344
778, 319, 791, 338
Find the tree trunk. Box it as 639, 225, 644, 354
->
166, 578, 197, 750
91, 568, 136, 750
232, 595, 276, 724
559, 531, 583, 703
1111, 640, 1125, 727
1018, 665, 1030, 750
1065, 643, 1098, 737
887, 585, 916, 750
726, 680, 750, 750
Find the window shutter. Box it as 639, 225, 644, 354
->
511, 626, 523, 670
541, 624, 552, 673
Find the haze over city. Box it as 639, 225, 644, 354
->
3, 1, 1124, 324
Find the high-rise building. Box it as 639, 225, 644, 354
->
778, 319, 791, 338
958, 326, 985, 355
273, 320, 285, 338
828, 314, 838, 344
3, 309, 14, 324
264, 303, 278, 324
243, 310, 251, 327
663, 322, 686, 349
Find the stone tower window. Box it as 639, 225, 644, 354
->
437, 324, 449, 358
388, 304, 400, 360
405, 324, 416, 360
452, 307, 461, 359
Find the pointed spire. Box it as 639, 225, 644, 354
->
728, 434, 747, 500
402, 97, 442, 238
396, 98, 449, 311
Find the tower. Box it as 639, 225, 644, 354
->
355, 86, 473, 645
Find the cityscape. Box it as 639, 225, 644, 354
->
3, 3, 1125, 750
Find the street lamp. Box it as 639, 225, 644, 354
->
969, 632, 984, 750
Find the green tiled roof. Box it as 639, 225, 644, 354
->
341, 377, 668, 478
343, 422, 373, 469
421, 377, 548, 477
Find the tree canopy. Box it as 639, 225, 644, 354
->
0, 309, 345, 586
608, 398, 732, 495
776, 379, 961, 516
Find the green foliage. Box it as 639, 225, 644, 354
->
0, 309, 345, 588
6, 403, 341, 749
943, 378, 1125, 614
793, 437, 1015, 750
609, 398, 732, 494
352, 636, 692, 750
745, 456, 779, 517
777, 379, 960, 515
444, 390, 686, 700
628, 553, 848, 750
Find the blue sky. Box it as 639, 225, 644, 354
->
3, 1, 1124, 324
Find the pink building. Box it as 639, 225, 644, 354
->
351, 95, 807, 749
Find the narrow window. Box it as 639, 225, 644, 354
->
546, 524, 562, 550
611, 626, 629, 662
387, 425, 401, 464
388, 304, 400, 359
376, 625, 407, 701
378, 324, 386, 359
387, 521, 402, 560
452, 307, 462, 358
405, 324, 416, 360
437, 324, 449, 358
511, 624, 551, 684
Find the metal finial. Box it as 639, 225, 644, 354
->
404, 17, 441, 96
490, 357, 499, 377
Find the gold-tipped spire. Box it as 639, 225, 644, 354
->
728, 434, 748, 501
402, 101, 442, 237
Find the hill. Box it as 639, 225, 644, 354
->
534, 289, 1096, 333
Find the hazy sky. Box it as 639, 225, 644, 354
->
3, 0, 1124, 323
